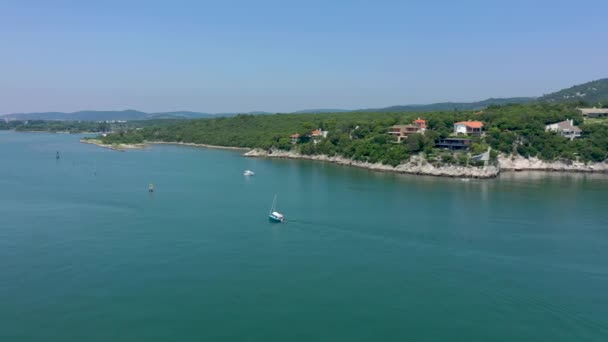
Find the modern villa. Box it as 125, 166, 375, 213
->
435, 138, 472, 150
545, 119, 582, 140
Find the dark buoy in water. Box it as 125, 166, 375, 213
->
56, 151, 60, 160
149, 183, 155, 193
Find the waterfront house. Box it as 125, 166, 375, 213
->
454, 121, 484, 135
412, 118, 428, 130
435, 138, 472, 150
389, 118, 427, 143
545, 119, 582, 140
311, 128, 329, 138
290, 134, 301, 144
578, 107, 608, 118
389, 124, 423, 143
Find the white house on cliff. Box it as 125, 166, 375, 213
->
454, 121, 484, 135
545, 119, 581, 140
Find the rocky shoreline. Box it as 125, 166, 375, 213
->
81, 139, 608, 178
147, 141, 250, 151
244, 149, 500, 178
81, 139, 250, 152
80, 139, 146, 151
245, 149, 608, 178
498, 155, 608, 173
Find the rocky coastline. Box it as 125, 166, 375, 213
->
498, 155, 608, 173
82, 139, 608, 178
147, 141, 250, 151
80, 139, 145, 151
244, 149, 500, 178
81, 139, 250, 151
245, 149, 608, 178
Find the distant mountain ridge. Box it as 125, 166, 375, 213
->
537, 78, 608, 104
0, 109, 269, 121
354, 97, 535, 113
1, 110, 221, 121
2, 78, 606, 121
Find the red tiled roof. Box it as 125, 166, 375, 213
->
455, 121, 484, 129
311, 129, 321, 135
413, 118, 427, 124
290, 134, 300, 138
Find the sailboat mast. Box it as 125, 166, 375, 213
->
270, 194, 277, 214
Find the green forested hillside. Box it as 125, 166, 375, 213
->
539, 78, 608, 104
357, 97, 534, 112
99, 102, 608, 165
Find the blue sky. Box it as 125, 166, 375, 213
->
0, 0, 606, 113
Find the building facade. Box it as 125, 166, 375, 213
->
389, 125, 422, 143
545, 119, 582, 140
578, 108, 608, 118
454, 121, 484, 135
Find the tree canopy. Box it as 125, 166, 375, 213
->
94, 102, 607, 164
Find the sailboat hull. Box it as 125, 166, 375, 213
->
268, 213, 284, 223
268, 195, 284, 222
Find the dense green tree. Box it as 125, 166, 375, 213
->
92, 102, 607, 165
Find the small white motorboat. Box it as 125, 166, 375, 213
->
243, 170, 255, 176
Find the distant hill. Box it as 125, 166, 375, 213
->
2, 110, 150, 121
148, 111, 216, 120
0, 110, 218, 121
2, 78, 606, 120
356, 97, 534, 113
292, 109, 352, 114
0, 109, 267, 121
538, 78, 608, 104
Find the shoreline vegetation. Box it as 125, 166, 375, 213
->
81, 102, 608, 178
6, 100, 605, 178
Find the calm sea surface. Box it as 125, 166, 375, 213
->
1, 131, 607, 341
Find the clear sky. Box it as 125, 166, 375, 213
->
1, 0, 606, 113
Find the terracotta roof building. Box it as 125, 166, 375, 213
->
413, 118, 428, 129
389, 124, 423, 143
454, 121, 484, 135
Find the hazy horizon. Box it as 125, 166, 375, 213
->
1, 0, 606, 113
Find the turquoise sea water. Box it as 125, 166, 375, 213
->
1, 131, 607, 341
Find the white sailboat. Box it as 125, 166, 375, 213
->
268, 194, 285, 222
243, 170, 255, 176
